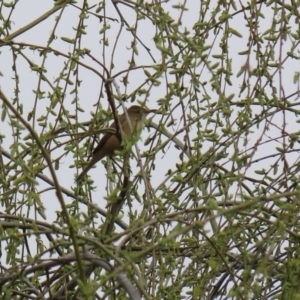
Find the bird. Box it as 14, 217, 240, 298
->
76, 105, 156, 182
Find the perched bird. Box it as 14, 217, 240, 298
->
76, 105, 156, 182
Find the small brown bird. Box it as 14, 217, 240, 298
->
76, 105, 156, 182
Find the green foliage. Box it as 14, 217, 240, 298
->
0, 0, 299, 299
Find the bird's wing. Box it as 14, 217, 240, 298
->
92, 110, 137, 155
92, 118, 118, 155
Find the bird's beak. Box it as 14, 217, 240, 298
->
146, 108, 158, 114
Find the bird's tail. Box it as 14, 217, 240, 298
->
76, 159, 95, 182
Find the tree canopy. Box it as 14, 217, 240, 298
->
0, 0, 300, 299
